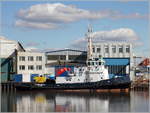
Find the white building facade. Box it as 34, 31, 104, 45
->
92, 42, 133, 58
17, 52, 46, 76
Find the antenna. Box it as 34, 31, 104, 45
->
88, 24, 93, 33
86, 24, 93, 60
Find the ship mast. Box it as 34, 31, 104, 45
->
86, 24, 93, 60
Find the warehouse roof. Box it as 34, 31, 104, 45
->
45, 48, 87, 54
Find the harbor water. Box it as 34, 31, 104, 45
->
1, 90, 149, 112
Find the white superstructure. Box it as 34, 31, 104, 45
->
56, 26, 109, 84
56, 57, 109, 84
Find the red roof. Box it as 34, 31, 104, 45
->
139, 58, 150, 66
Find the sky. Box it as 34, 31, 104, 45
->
0, 0, 149, 57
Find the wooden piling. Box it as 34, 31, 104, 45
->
1, 82, 16, 92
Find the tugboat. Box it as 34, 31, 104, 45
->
15, 25, 131, 90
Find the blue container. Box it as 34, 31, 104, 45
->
14, 74, 22, 82
31, 74, 39, 82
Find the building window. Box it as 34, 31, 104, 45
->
28, 56, 34, 61
59, 55, 66, 60
47, 55, 58, 60
19, 65, 25, 70
28, 65, 34, 70
112, 45, 116, 53
97, 48, 101, 53
105, 45, 109, 53
93, 47, 95, 53
119, 45, 123, 53
19, 56, 25, 61
69, 55, 86, 61
36, 56, 42, 61
36, 65, 42, 70
47, 55, 66, 60
126, 45, 130, 53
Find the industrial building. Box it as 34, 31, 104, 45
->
0, 36, 25, 82
45, 49, 87, 65
45, 49, 87, 76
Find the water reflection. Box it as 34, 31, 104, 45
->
1, 90, 149, 112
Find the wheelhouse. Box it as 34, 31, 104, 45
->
87, 57, 105, 66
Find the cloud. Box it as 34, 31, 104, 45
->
92, 28, 138, 41
15, 3, 105, 29
69, 28, 141, 49
111, 12, 148, 20
15, 3, 148, 29
17, 3, 106, 22
15, 20, 58, 29
0, 36, 17, 43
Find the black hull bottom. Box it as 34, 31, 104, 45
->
15, 76, 131, 91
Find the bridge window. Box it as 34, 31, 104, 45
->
96, 62, 98, 65
92, 62, 94, 65
88, 62, 90, 65
99, 62, 101, 65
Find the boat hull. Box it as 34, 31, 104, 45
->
15, 76, 131, 90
